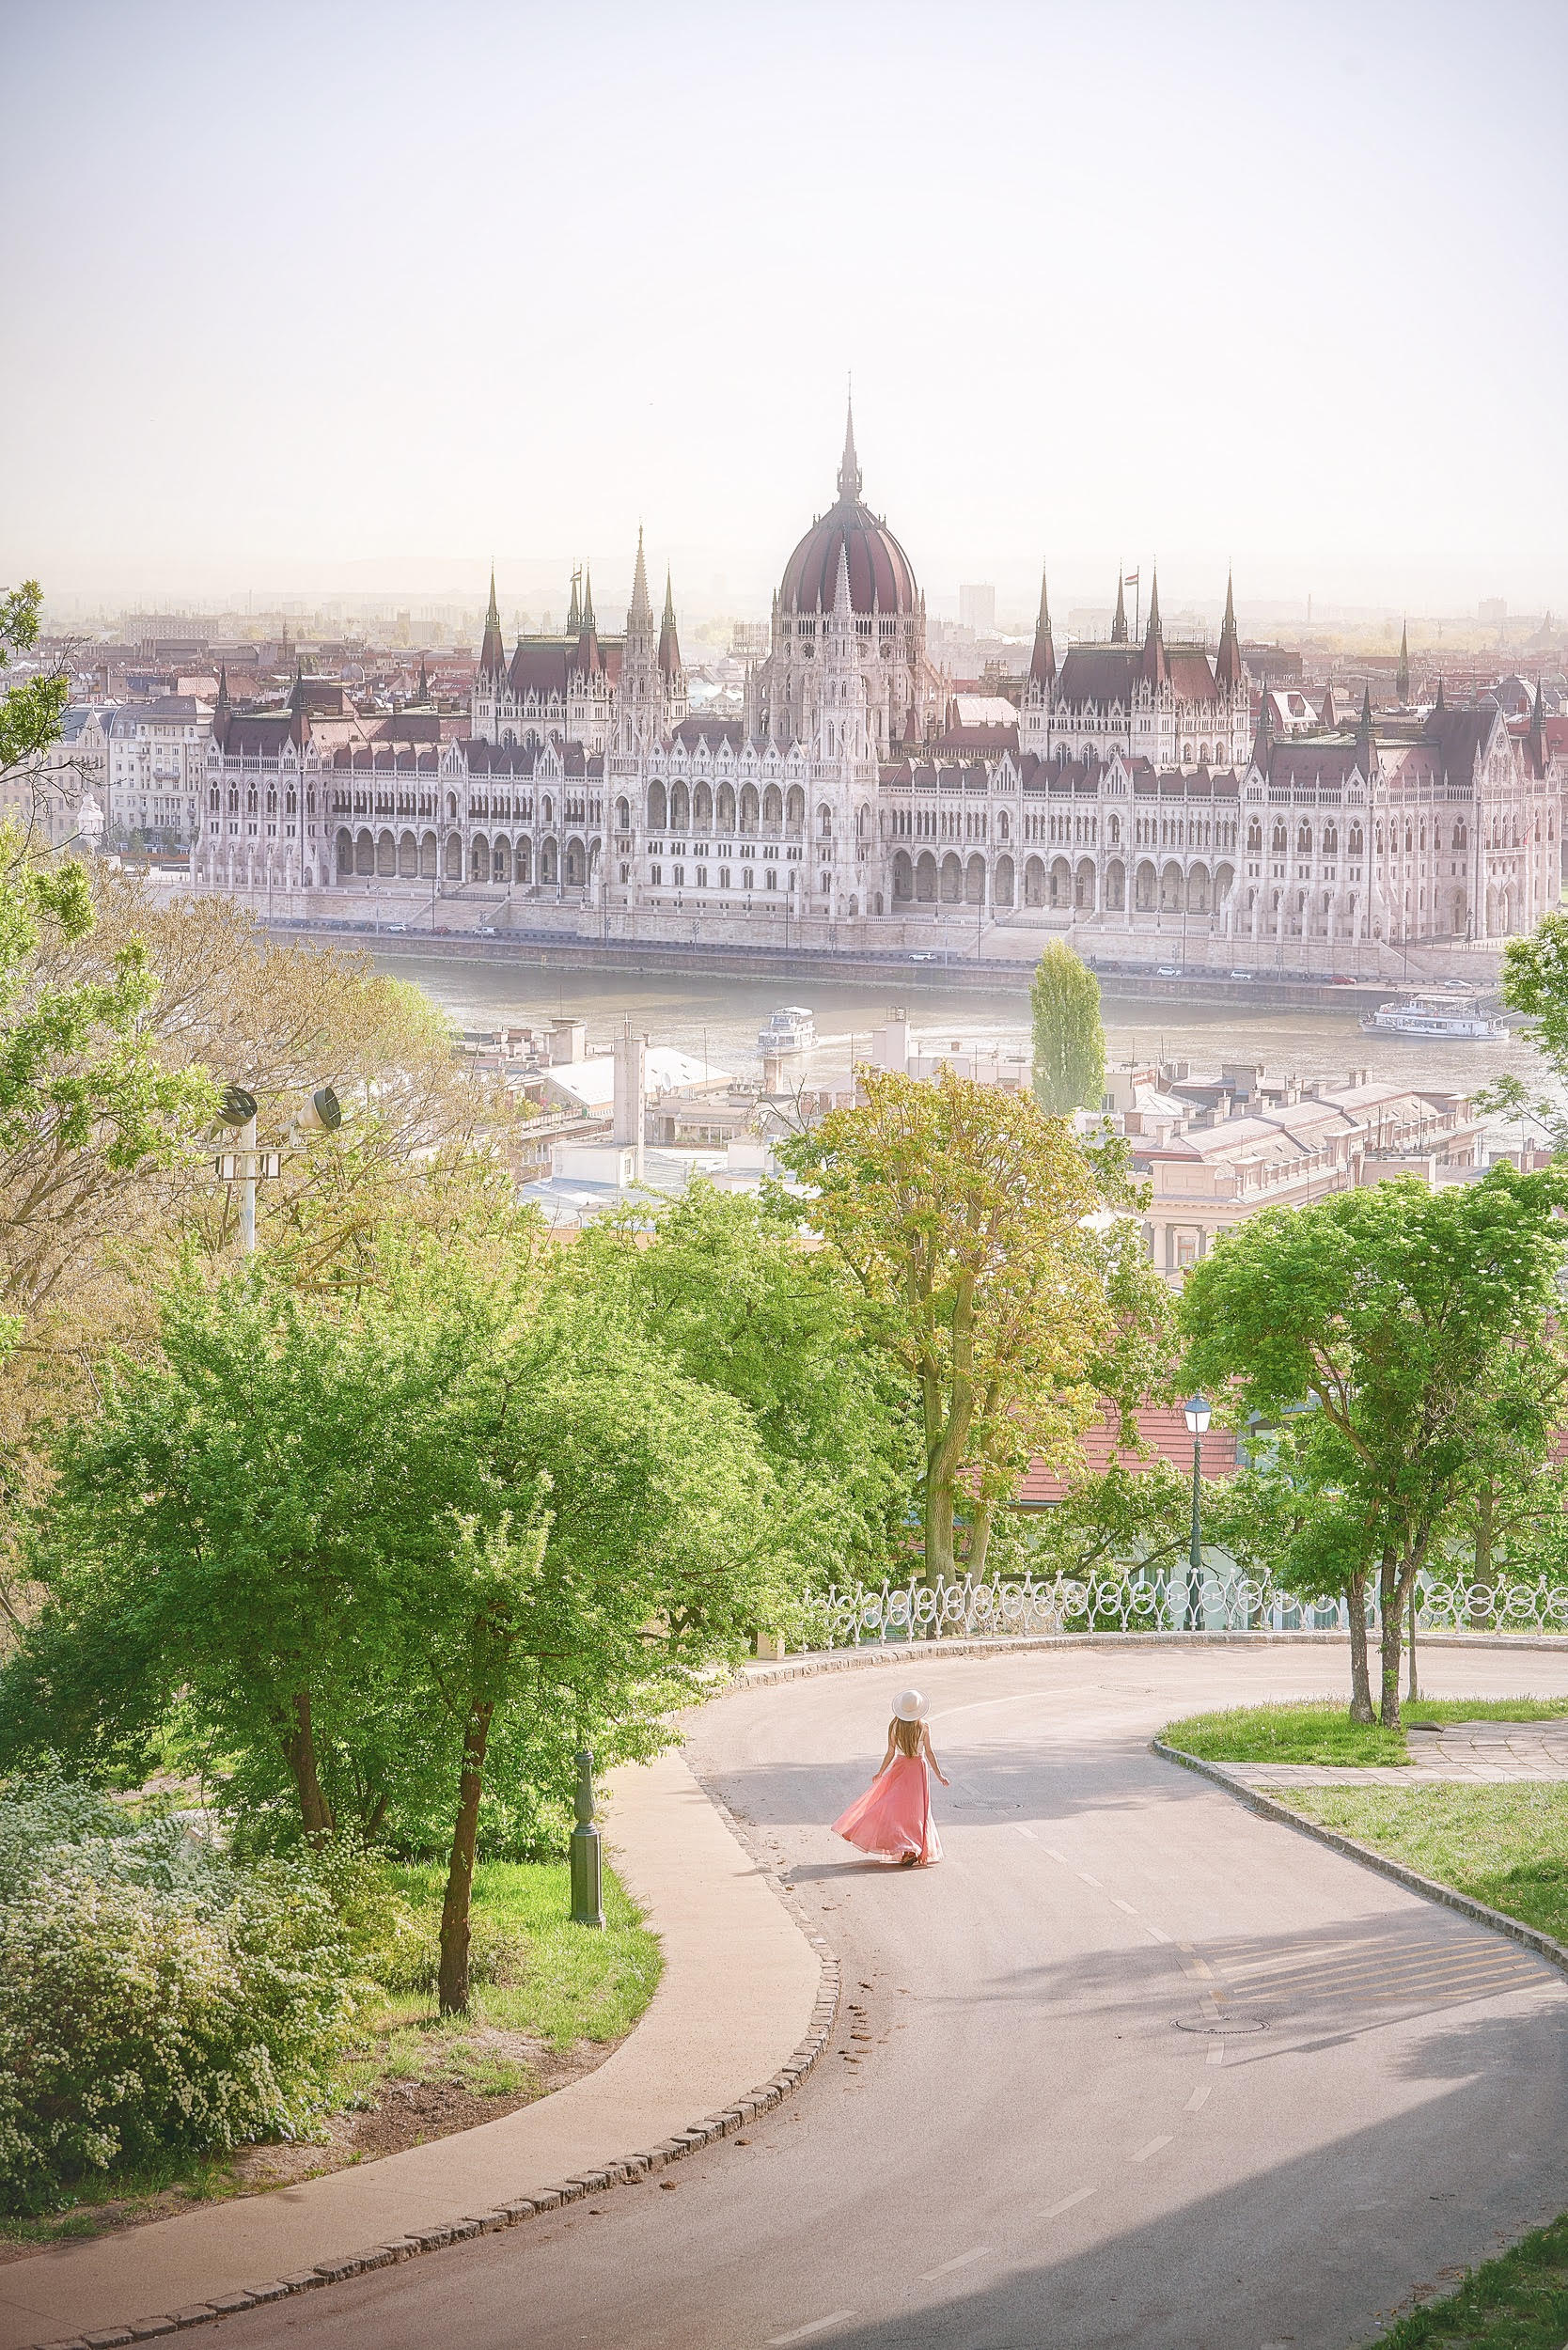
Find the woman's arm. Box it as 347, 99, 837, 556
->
921, 1726, 950, 1786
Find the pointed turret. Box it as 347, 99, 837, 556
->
566, 569, 582, 636
1435, 673, 1446, 713
416, 653, 430, 701
478, 568, 506, 677
573, 567, 601, 673
1111, 570, 1128, 644
1356, 683, 1375, 774
837, 394, 862, 504
215, 662, 228, 715
627, 525, 653, 631
1529, 676, 1548, 774
831, 540, 853, 625
1251, 681, 1273, 776
658, 568, 682, 678
1396, 619, 1410, 704
1141, 567, 1168, 688
1027, 564, 1057, 687
1215, 570, 1244, 690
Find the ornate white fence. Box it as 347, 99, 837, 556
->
803, 1571, 1568, 1649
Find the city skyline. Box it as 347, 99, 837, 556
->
3, 0, 1566, 614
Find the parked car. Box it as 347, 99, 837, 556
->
1156, 964, 1181, 979
1229, 969, 1254, 980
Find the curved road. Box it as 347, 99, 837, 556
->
224, 1644, 1568, 2350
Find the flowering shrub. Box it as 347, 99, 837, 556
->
0, 1779, 354, 2211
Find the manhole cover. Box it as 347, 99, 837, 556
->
1172, 2013, 1270, 2035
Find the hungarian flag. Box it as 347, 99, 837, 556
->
1123, 571, 1139, 588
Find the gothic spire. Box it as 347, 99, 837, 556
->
566, 568, 582, 636
1141, 566, 1167, 688
658, 568, 681, 678
628, 525, 653, 629
581, 566, 596, 634
1357, 683, 1375, 769
1435, 673, 1446, 713
1396, 619, 1410, 703
1111, 569, 1128, 645
1215, 569, 1243, 691
1028, 563, 1057, 687
837, 393, 862, 504
831, 539, 854, 625
1251, 678, 1272, 775
215, 661, 228, 715
478, 566, 507, 677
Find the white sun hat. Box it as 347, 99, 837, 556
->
893, 1689, 929, 1722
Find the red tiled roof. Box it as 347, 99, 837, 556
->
1018, 1406, 1238, 1506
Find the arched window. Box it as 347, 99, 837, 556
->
818, 803, 833, 838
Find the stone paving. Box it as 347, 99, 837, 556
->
1221, 1718, 1568, 1788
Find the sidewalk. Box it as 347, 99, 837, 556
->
1218, 1719, 1568, 1790
0, 1753, 830, 2350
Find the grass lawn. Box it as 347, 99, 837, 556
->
1161, 1697, 1568, 1770
1254, 1771, 1568, 2344
1373, 2198, 1568, 2346
1274, 1781, 1568, 1947
0, 1855, 661, 2254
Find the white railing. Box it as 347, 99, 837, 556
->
800, 1571, 1568, 1650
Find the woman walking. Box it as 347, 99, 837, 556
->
831, 1689, 949, 1867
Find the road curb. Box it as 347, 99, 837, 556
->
738, 1627, 1568, 1691
1151, 1736, 1568, 1983
20, 1790, 840, 2350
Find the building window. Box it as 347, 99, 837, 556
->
719, 866, 730, 890
651, 863, 662, 885
766, 870, 777, 890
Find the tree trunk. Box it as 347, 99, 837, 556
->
1378, 1548, 1403, 1728
439, 1698, 494, 2017
967, 1499, 993, 1580
281, 1689, 335, 1844
1468, 1479, 1496, 1629
1346, 1576, 1374, 1723
1406, 1578, 1419, 1702
925, 1476, 956, 1593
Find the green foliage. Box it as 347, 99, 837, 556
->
0, 583, 68, 782
781, 1066, 1169, 1587
0, 1776, 352, 2212
1029, 941, 1106, 1116
572, 1183, 919, 1587
1181, 1167, 1568, 1721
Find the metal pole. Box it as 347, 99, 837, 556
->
239, 1112, 258, 1256
1185, 1432, 1202, 1629
570, 1750, 604, 1928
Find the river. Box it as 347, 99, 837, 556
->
373, 948, 1548, 1136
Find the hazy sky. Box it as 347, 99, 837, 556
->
3, 0, 1565, 619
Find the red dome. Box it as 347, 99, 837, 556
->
779, 497, 919, 617
777, 402, 919, 617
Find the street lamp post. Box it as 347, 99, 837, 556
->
1183, 1392, 1211, 1630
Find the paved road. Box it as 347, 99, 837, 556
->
221, 1644, 1568, 2350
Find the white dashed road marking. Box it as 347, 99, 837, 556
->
920, 2246, 992, 2280
1145, 1924, 1173, 1942
1043, 2186, 1098, 2218
1185, 2083, 1213, 2113
1132, 2134, 1175, 2162
768, 2315, 858, 2345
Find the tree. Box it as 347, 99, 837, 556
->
1482, 912, 1568, 1154
7, 1243, 791, 2014
1181, 1167, 1568, 1725
0, 582, 71, 851
572, 1183, 919, 1590
780, 1067, 1168, 1588
1029, 942, 1105, 1116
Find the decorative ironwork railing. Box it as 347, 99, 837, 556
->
796, 1572, 1568, 1651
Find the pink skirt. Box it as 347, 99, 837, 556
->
831, 1754, 942, 1865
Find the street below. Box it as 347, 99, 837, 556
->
218, 1643, 1568, 2350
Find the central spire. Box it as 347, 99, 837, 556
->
628, 525, 652, 628
837, 393, 861, 504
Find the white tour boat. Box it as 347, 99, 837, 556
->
757, 1005, 818, 1054
1358, 990, 1505, 1041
